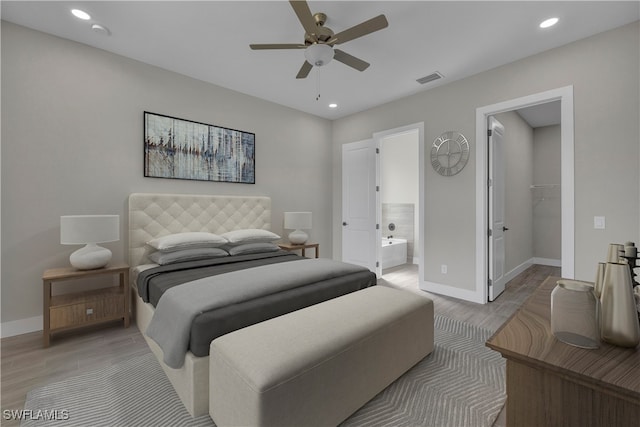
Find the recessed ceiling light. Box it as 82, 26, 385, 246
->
92, 24, 111, 36
71, 9, 91, 20
539, 17, 559, 29
329, 103, 338, 108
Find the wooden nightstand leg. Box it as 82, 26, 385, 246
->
130, 281, 136, 326
121, 272, 130, 328
302, 248, 306, 257
315, 246, 319, 258
43, 280, 51, 347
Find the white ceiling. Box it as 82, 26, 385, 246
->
2, 1, 638, 120
516, 100, 561, 128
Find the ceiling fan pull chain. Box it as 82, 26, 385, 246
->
316, 67, 321, 101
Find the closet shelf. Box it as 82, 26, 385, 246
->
530, 184, 560, 189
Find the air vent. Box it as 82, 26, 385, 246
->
416, 72, 443, 85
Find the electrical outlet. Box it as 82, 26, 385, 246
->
441, 264, 447, 274
594, 216, 605, 229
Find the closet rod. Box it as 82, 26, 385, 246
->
530, 184, 560, 189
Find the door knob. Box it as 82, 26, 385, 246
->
503, 226, 509, 231
343, 222, 348, 226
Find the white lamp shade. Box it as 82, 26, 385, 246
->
284, 212, 312, 244
284, 212, 312, 230
61, 215, 119, 270
60, 215, 120, 244
304, 43, 334, 66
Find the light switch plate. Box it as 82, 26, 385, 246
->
594, 216, 605, 229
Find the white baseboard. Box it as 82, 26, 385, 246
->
503, 257, 562, 285
419, 258, 562, 307
1, 315, 43, 338
420, 281, 485, 304
504, 259, 534, 284
532, 257, 562, 267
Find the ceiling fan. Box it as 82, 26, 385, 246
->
250, 0, 388, 79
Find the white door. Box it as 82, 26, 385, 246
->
488, 116, 507, 301
342, 139, 379, 273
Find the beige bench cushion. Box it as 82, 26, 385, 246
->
209, 286, 434, 427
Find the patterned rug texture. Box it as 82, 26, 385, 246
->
22, 315, 505, 427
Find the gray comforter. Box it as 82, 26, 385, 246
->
146, 258, 371, 368
137, 251, 301, 306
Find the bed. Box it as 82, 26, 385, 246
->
128, 193, 376, 417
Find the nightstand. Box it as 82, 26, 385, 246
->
278, 242, 319, 258
42, 263, 130, 347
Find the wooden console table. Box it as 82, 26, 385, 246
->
486, 276, 640, 427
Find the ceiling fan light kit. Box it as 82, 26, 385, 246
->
304, 43, 334, 66
250, 0, 388, 79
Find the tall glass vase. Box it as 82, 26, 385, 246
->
600, 262, 640, 347
551, 279, 600, 349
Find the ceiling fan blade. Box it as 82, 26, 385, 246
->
333, 49, 370, 72
289, 0, 318, 42
328, 14, 388, 45
250, 43, 306, 50
296, 61, 313, 79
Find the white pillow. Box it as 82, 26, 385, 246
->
227, 242, 281, 256
221, 229, 280, 244
149, 247, 229, 265
147, 232, 228, 252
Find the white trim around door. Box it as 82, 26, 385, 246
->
475, 86, 575, 303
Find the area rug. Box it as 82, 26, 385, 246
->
22, 315, 505, 427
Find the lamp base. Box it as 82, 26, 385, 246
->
69, 244, 112, 270
288, 230, 308, 245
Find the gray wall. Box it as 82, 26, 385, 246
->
533, 125, 562, 260
332, 21, 639, 290
1, 22, 332, 325
493, 111, 534, 274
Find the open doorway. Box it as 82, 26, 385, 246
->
475, 86, 575, 303
379, 129, 420, 277
341, 122, 424, 281
487, 101, 562, 300
373, 123, 425, 281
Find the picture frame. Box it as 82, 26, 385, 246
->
144, 111, 255, 184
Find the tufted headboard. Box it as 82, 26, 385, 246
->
128, 193, 271, 268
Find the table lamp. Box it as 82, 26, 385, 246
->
284, 212, 312, 244
60, 215, 119, 270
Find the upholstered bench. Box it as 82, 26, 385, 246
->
209, 286, 434, 427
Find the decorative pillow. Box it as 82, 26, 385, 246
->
148, 247, 229, 265
227, 242, 281, 256
147, 232, 228, 252
221, 229, 281, 245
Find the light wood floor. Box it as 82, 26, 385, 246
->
1, 263, 559, 426
380, 263, 560, 332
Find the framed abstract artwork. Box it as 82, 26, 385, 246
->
144, 111, 255, 184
